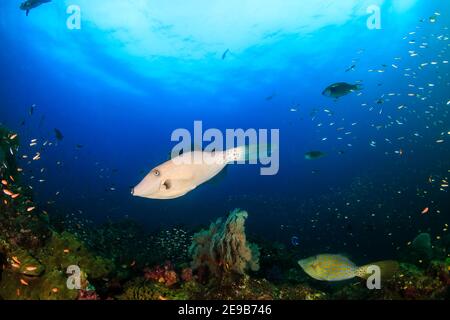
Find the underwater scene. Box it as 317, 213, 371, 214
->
0, 0, 450, 302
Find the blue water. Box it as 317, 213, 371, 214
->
1, 0, 449, 263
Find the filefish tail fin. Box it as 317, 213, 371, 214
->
356, 260, 399, 280
225, 144, 276, 163
26, 9, 30, 16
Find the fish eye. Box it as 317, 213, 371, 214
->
153, 169, 160, 176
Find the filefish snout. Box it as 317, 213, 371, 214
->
132, 170, 162, 198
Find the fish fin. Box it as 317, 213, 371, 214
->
354, 83, 363, 91
164, 178, 195, 192
356, 260, 399, 280
168, 143, 202, 159
26, 10, 30, 16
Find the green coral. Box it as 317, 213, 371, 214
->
8, 247, 45, 277
411, 233, 433, 260
0, 269, 78, 300
189, 209, 260, 280
38, 231, 113, 279
0, 231, 113, 300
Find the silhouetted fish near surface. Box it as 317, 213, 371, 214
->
345, 64, 356, 72
322, 82, 362, 99
20, 0, 51, 16
222, 49, 230, 60
304, 151, 326, 160
29, 104, 36, 116
54, 128, 63, 141
266, 93, 276, 101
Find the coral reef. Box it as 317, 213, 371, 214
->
181, 267, 193, 282
118, 278, 191, 300
1, 126, 449, 301
331, 262, 450, 300
189, 209, 260, 282
411, 233, 433, 261
78, 289, 100, 300
144, 261, 178, 287
0, 129, 50, 250
51, 217, 192, 273
401, 232, 449, 268
195, 274, 326, 300
0, 231, 113, 300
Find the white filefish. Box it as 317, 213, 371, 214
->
132, 145, 263, 200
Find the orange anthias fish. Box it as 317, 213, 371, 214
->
25, 266, 37, 272
421, 207, 430, 215
12, 256, 21, 265
20, 279, 29, 286
3, 189, 13, 196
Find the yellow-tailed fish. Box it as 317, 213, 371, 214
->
298, 254, 399, 281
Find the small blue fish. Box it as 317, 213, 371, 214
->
291, 236, 300, 246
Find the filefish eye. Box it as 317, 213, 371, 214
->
153, 169, 160, 176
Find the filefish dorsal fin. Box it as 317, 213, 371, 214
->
168, 144, 202, 159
